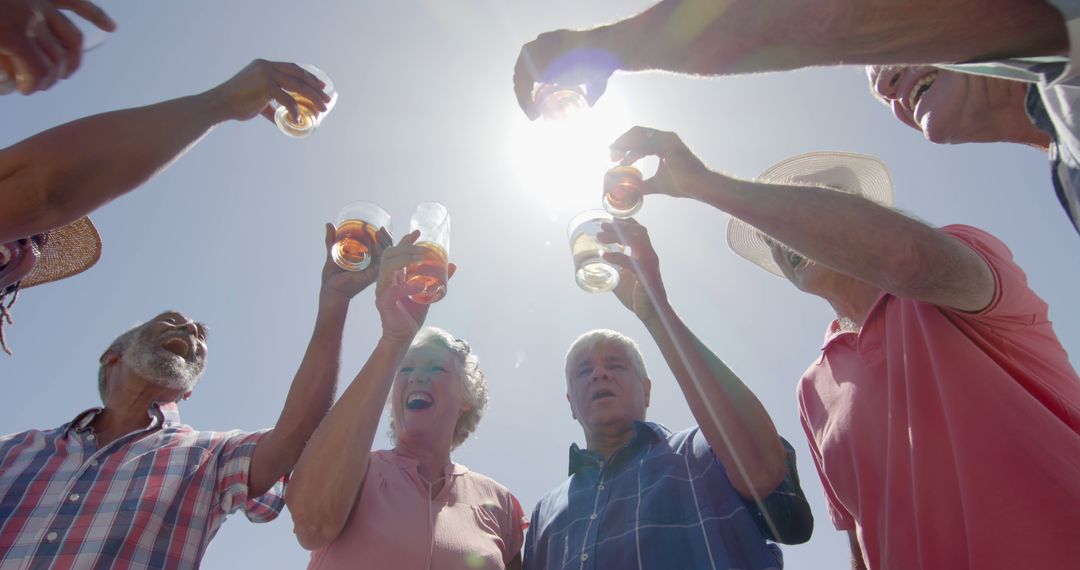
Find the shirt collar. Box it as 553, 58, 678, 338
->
568, 421, 665, 476
63, 401, 182, 436
387, 448, 469, 476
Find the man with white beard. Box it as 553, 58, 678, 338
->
0, 224, 388, 569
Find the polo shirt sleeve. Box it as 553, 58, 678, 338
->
798, 412, 856, 532
939, 225, 1049, 328
500, 492, 529, 564
212, 429, 285, 523
738, 437, 814, 545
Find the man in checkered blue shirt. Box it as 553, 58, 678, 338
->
524, 219, 813, 570
0, 224, 386, 569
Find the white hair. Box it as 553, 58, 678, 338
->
564, 329, 649, 388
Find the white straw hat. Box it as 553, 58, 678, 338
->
726, 152, 894, 277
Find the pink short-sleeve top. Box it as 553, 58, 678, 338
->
308, 449, 527, 570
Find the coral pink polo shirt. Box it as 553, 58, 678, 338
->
798, 225, 1080, 570
308, 449, 526, 570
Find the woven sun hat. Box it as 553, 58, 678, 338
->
21, 217, 102, 287
726, 152, 894, 277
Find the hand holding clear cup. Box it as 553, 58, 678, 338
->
272, 63, 337, 137
567, 209, 629, 293
0, 0, 115, 95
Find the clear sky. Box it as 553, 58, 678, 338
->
3, 1, 1078, 569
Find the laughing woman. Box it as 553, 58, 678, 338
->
286, 232, 526, 570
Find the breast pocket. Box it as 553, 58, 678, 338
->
120, 446, 213, 512
635, 453, 707, 526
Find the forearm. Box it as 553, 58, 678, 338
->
249, 293, 350, 495
698, 171, 965, 298
0, 90, 231, 242
286, 335, 410, 551
592, 0, 1066, 76
640, 301, 786, 497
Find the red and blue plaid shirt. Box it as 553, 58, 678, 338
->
0, 402, 285, 570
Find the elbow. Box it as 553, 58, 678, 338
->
285, 489, 344, 551
289, 510, 343, 552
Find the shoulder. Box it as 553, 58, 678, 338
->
0, 426, 59, 451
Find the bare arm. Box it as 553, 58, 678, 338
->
599, 219, 787, 499
514, 0, 1067, 117
0, 59, 329, 243
247, 224, 388, 498
606, 0, 1067, 73
611, 127, 995, 312
286, 232, 436, 551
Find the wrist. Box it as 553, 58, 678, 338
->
317, 288, 351, 312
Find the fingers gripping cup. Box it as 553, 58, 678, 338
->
332, 202, 391, 271
603, 165, 644, 218
405, 202, 450, 304
533, 83, 587, 121
568, 210, 628, 293
273, 64, 337, 138
0, 16, 110, 94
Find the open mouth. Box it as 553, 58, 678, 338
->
406, 391, 434, 410
161, 336, 191, 359
909, 71, 937, 108
591, 389, 615, 402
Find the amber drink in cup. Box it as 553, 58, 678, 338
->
274, 64, 337, 138
534, 83, 587, 121
405, 202, 450, 304
603, 165, 644, 218
332, 202, 391, 271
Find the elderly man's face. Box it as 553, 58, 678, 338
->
566, 340, 651, 434
123, 311, 209, 394
0, 237, 43, 291
867, 65, 1030, 144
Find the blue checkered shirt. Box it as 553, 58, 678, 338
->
524, 422, 811, 570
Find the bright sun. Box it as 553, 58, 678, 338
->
506, 92, 635, 214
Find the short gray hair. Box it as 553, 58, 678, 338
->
98, 322, 143, 403
564, 329, 648, 387
388, 327, 489, 449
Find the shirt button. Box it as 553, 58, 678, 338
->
85, 434, 95, 441
68, 493, 80, 502
590, 513, 597, 520
581, 553, 589, 562
89, 459, 99, 467
45, 532, 58, 542
598, 484, 605, 490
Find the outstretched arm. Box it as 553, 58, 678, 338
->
246, 224, 388, 498
514, 0, 1067, 117
609, 126, 995, 312
286, 231, 445, 551
599, 219, 787, 499
0, 59, 329, 243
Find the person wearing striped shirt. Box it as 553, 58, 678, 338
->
0, 223, 386, 569
523, 218, 813, 570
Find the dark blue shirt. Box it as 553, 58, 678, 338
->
523, 422, 812, 570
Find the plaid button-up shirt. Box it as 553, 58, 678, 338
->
0, 402, 285, 570
524, 422, 811, 570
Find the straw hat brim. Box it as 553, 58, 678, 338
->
726, 152, 894, 277
22, 217, 101, 287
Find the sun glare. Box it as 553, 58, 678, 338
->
507, 93, 634, 215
